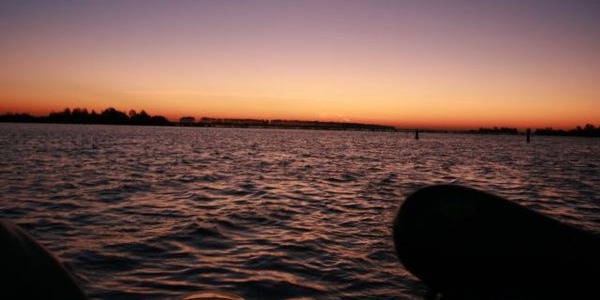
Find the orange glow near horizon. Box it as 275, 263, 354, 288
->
1, 1, 599, 130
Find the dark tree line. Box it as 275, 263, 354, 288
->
0, 108, 172, 126
197, 117, 396, 131
536, 124, 600, 137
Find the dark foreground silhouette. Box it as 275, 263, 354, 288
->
394, 185, 600, 299
0, 219, 87, 300
0, 219, 242, 300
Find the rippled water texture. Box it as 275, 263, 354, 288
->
0, 123, 599, 299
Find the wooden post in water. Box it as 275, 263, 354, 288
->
415, 129, 419, 140
526, 128, 531, 143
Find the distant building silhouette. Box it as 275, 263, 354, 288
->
199, 118, 268, 127
476, 127, 518, 135
535, 124, 600, 137
179, 116, 195, 126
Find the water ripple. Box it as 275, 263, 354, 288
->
0, 124, 599, 299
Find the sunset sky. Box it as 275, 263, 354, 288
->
1, 0, 599, 129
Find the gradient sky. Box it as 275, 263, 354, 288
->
1, 0, 599, 129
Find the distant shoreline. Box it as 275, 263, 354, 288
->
1, 107, 598, 137
0, 107, 396, 132
190, 117, 396, 132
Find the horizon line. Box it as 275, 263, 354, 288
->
0, 106, 595, 132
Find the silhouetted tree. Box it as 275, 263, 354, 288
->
100, 108, 129, 124
0, 113, 36, 123
89, 110, 100, 123
128, 110, 137, 118
48, 108, 73, 123
1, 107, 173, 126
130, 110, 150, 125
71, 108, 89, 123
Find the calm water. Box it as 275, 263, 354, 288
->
1, 123, 599, 299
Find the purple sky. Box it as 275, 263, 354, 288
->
1, 0, 599, 128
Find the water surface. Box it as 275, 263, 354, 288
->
0, 123, 599, 299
